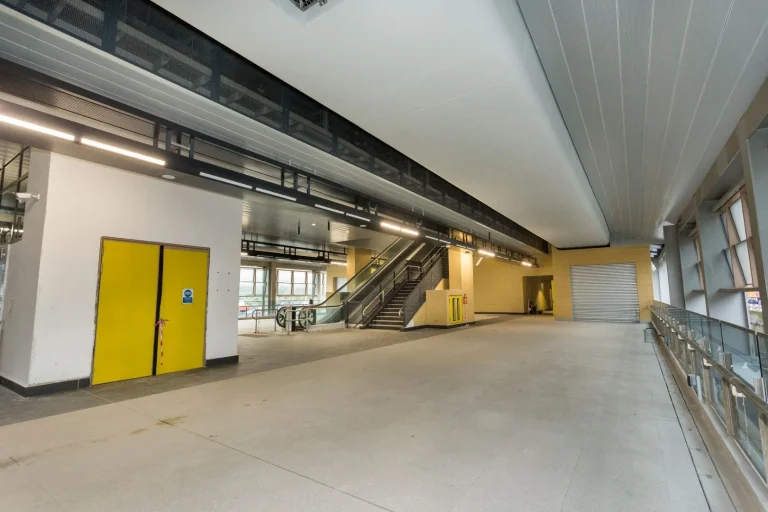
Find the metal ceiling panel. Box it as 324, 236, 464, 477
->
519, 0, 768, 242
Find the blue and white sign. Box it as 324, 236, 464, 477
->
182, 288, 194, 304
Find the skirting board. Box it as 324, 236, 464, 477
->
206, 355, 239, 367
403, 322, 476, 332
0, 375, 91, 397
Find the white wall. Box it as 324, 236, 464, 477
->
0, 150, 241, 387
0, 150, 51, 385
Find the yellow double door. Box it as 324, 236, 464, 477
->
92, 240, 209, 385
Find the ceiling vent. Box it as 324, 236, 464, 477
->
289, 0, 326, 11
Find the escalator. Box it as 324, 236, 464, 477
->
276, 237, 420, 329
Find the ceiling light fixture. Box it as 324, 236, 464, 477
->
521, 261, 533, 267
329, 261, 347, 266
476, 257, 484, 266
199, 172, 252, 190
425, 235, 439, 241
161, 174, 176, 180
381, 221, 420, 237
315, 203, 344, 215
241, 251, 248, 256
311, 223, 317, 227
255, 187, 296, 201
478, 249, 495, 258
345, 212, 371, 222
81, 138, 165, 165
359, 224, 367, 228
0, 113, 75, 141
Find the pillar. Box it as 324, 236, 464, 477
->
742, 127, 768, 322
663, 225, 686, 308
448, 247, 475, 323
697, 200, 748, 327
679, 231, 707, 315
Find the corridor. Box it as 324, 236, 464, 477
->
0, 317, 723, 512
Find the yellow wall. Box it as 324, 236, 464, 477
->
325, 263, 347, 297
474, 254, 553, 313
346, 248, 375, 280
409, 278, 447, 327
551, 245, 653, 321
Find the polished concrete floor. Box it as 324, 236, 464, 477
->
0, 318, 506, 427
0, 317, 729, 511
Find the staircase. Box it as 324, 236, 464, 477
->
367, 281, 419, 330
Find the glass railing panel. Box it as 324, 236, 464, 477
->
319, 239, 411, 309
721, 323, 761, 384
759, 333, 768, 379
711, 368, 727, 425
735, 395, 766, 479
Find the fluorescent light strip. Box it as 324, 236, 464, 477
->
329, 261, 347, 266
521, 261, 533, 267
425, 235, 439, 241
401, 228, 420, 236
81, 138, 165, 165
315, 204, 344, 214
381, 221, 420, 237
200, 172, 252, 190
478, 249, 495, 258
345, 212, 371, 222
0, 114, 75, 141
255, 187, 296, 201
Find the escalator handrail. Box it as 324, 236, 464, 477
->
314, 238, 404, 308
343, 239, 418, 303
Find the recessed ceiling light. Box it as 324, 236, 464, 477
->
161, 174, 176, 180
359, 224, 366, 227
311, 223, 316, 227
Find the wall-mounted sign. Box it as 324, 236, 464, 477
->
182, 288, 194, 304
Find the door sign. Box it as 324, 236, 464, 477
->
182, 288, 194, 304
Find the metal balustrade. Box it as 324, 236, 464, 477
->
651, 302, 768, 481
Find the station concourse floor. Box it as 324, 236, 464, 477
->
0, 316, 731, 512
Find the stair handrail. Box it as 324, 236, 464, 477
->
399, 247, 448, 326
359, 261, 421, 322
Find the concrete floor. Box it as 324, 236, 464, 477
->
0, 317, 727, 511
0, 319, 511, 427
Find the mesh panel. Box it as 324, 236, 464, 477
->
116, 0, 215, 96
7, 0, 105, 45
289, 0, 322, 11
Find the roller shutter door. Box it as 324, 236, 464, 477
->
569, 263, 639, 323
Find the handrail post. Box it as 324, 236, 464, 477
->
720, 352, 737, 436
754, 378, 768, 477
702, 339, 714, 405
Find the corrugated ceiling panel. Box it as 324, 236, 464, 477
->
583, 0, 628, 236
552, 0, 623, 234
519, 0, 616, 228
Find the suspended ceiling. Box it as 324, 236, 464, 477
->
518, 0, 768, 242
152, 0, 610, 248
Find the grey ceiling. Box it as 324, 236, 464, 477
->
519, 0, 768, 242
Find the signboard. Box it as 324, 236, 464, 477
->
182, 288, 194, 304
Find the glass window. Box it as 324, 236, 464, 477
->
278, 270, 292, 283
730, 198, 747, 242
239, 266, 268, 318
735, 241, 753, 287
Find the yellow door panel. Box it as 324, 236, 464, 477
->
93, 240, 159, 385
157, 247, 208, 374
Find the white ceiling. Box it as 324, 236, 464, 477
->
518, 0, 768, 242
152, 0, 610, 248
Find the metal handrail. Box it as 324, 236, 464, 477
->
662, 301, 766, 368
651, 305, 768, 414
399, 247, 447, 323
360, 262, 420, 321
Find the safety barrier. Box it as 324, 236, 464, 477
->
651, 302, 768, 482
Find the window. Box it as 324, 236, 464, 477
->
239, 266, 268, 319
720, 190, 762, 331
275, 269, 326, 306
693, 235, 705, 290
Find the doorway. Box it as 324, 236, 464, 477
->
523, 275, 553, 314
92, 239, 209, 385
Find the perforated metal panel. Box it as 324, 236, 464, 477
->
570, 263, 639, 323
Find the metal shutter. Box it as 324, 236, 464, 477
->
569, 263, 640, 323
